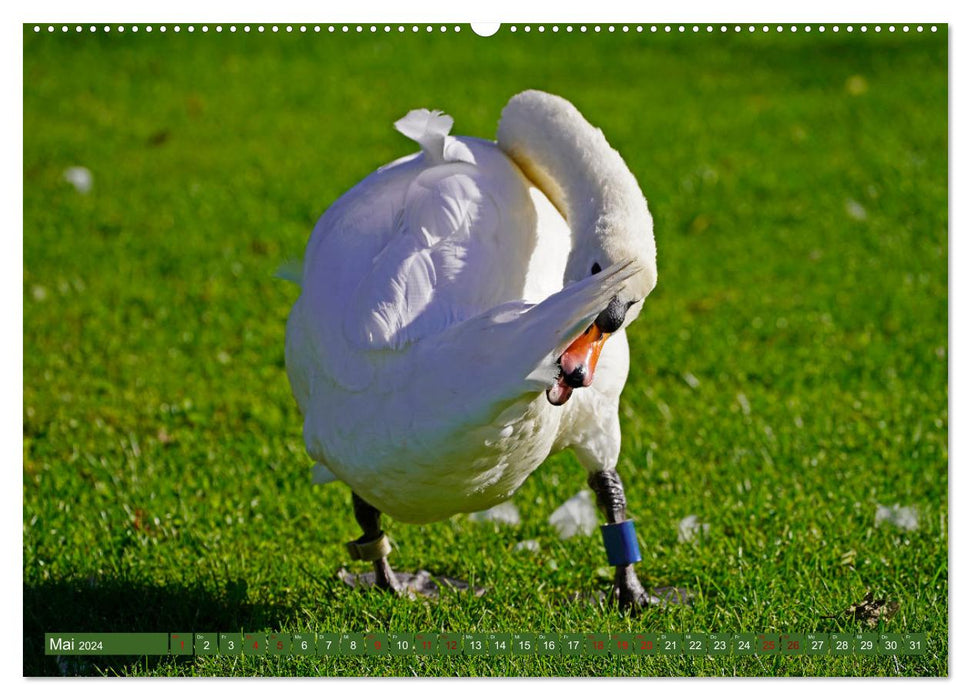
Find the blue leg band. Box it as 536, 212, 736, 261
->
601, 520, 642, 566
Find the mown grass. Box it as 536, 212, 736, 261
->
23, 24, 947, 676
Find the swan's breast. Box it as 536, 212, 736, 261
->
336, 391, 564, 524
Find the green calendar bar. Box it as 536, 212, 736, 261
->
708, 633, 731, 656
758, 633, 781, 655
45, 631, 930, 656
195, 633, 217, 656
486, 633, 512, 655
856, 633, 879, 656
392, 632, 418, 655
438, 633, 462, 655
902, 633, 928, 655
536, 633, 560, 655
170, 632, 192, 656
267, 633, 291, 656
219, 633, 242, 655
634, 633, 658, 655
586, 633, 609, 656
684, 633, 707, 656
365, 633, 390, 655
560, 633, 585, 656
45, 633, 170, 656
291, 633, 314, 655
880, 633, 903, 655
341, 633, 366, 655
462, 633, 488, 655
831, 633, 854, 655
733, 633, 757, 656
512, 633, 537, 654
658, 633, 682, 655
806, 633, 828, 655
610, 633, 636, 655
242, 632, 265, 656
316, 632, 340, 656
781, 634, 806, 655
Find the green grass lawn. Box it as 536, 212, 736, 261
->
22, 24, 948, 677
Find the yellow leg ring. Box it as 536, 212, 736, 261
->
345, 532, 392, 561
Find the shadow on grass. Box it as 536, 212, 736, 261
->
23, 577, 294, 676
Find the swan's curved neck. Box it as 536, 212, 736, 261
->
496, 91, 649, 256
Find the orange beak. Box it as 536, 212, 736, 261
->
560, 321, 611, 388
546, 321, 611, 406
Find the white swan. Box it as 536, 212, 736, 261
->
285, 90, 659, 608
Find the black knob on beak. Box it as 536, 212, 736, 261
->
595, 296, 631, 334
563, 364, 588, 388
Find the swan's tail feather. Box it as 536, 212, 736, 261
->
395, 109, 453, 154
394, 108, 475, 165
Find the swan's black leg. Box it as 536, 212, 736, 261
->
348, 492, 402, 593
587, 469, 652, 612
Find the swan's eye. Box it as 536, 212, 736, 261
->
590, 262, 602, 275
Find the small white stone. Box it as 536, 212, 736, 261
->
514, 539, 540, 553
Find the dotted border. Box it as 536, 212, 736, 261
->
30, 24, 939, 35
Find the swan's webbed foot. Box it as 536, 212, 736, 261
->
345, 532, 405, 593
372, 556, 403, 593
344, 493, 487, 599
588, 469, 694, 615
610, 564, 692, 612
347, 493, 406, 595
614, 564, 653, 612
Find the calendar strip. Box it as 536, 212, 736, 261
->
45, 633, 170, 656
45, 632, 928, 657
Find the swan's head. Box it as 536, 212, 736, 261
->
562, 209, 658, 319
497, 89, 657, 405
548, 221, 657, 405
